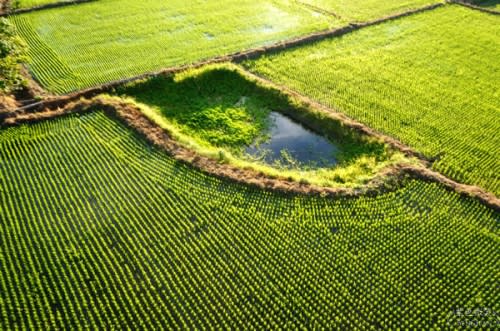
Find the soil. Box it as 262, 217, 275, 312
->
0, 95, 19, 111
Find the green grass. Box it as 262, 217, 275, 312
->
243, 5, 500, 195
118, 67, 284, 149
115, 64, 406, 188
9, 0, 338, 94
300, 0, 441, 21
0, 111, 498, 329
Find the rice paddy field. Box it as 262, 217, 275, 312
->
1, 0, 499, 329
10, 0, 338, 93
14, 0, 75, 8
244, 5, 500, 195
0, 111, 498, 329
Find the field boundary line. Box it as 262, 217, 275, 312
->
12, 2, 444, 102
3, 97, 499, 211
0, 0, 95, 17
294, 0, 343, 19
2, 97, 406, 199
448, 0, 500, 14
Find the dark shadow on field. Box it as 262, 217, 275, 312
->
474, 0, 500, 8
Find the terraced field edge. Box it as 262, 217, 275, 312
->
4, 97, 499, 211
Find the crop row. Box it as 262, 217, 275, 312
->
0, 111, 498, 329
243, 5, 500, 195
9, 0, 338, 93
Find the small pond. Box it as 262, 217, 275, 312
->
245, 111, 340, 168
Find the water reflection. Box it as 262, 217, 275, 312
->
245, 112, 339, 168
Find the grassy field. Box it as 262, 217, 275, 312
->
10, 0, 337, 94
115, 65, 406, 188
243, 5, 500, 195
0, 111, 498, 329
300, 0, 440, 21
119, 66, 286, 150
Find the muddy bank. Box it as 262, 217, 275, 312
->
3, 97, 499, 211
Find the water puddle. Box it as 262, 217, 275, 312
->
245, 112, 339, 168
203, 32, 215, 40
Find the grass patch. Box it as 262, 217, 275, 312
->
116, 64, 410, 189
117, 66, 283, 150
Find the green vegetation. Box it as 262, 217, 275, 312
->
0, 111, 498, 329
119, 66, 283, 149
116, 64, 406, 188
9, 0, 338, 94
1, 1, 498, 329
0, 18, 28, 93
300, 0, 440, 21
243, 5, 500, 195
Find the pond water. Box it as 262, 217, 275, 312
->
245, 112, 340, 168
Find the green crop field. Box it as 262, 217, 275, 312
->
10, 0, 337, 93
1, 0, 499, 329
243, 5, 500, 195
300, 0, 440, 21
0, 111, 498, 329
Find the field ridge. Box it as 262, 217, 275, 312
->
295, 1, 344, 19
4, 96, 499, 211
243, 5, 500, 196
